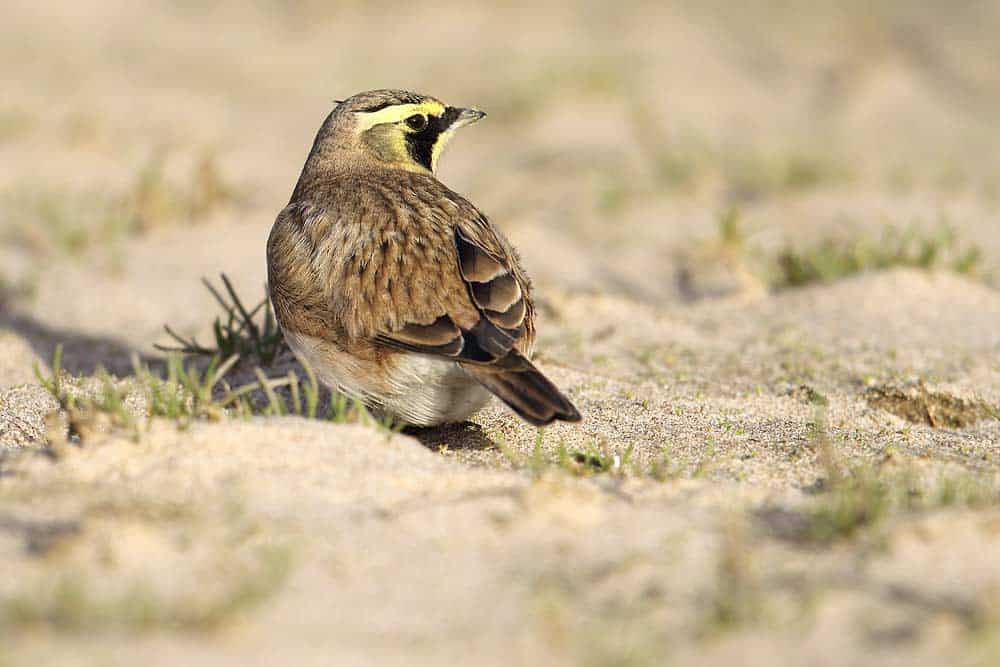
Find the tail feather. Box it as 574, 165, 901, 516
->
463, 353, 581, 426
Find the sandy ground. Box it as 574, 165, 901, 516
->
2, 1, 1000, 665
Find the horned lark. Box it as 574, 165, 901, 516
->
266, 89, 580, 427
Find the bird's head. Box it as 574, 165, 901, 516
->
312, 89, 486, 175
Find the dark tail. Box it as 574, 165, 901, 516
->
463, 352, 581, 426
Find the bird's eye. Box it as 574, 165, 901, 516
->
405, 114, 428, 131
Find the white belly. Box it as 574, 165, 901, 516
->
283, 331, 492, 427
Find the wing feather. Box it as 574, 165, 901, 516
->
378, 220, 528, 364
378, 315, 464, 356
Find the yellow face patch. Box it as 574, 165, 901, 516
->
354, 101, 446, 132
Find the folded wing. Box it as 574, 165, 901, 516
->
376, 224, 579, 425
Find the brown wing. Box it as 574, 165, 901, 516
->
457, 229, 528, 331
377, 217, 579, 425
376, 224, 529, 364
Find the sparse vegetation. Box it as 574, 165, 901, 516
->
647, 444, 681, 482
799, 463, 891, 544
156, 274, 286, 367
771, 223, 982, 289
34, 346, 245, 445
761, 408, 1000, 545
33, 343, 399, 448
792, 463, 1000, 545
495, 431, 680, 481
691, 212, 986, 294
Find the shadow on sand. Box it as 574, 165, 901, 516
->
406, 420, 499, 453
0, 304, 161, 377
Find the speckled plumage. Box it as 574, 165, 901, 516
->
267, 90, 579, 426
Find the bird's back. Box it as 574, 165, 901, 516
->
269, 170, 534, 352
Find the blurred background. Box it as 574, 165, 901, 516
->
2, 0, 999, 367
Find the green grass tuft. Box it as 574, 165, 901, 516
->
34, 343, 399, 446
771, 224, 981, 289
156, 274, 285, 367
498, 432, 666, 480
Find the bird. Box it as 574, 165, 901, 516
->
266, 89, 581, 427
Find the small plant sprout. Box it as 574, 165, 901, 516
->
33, 344, 67, 407
156, 274, 285, 367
